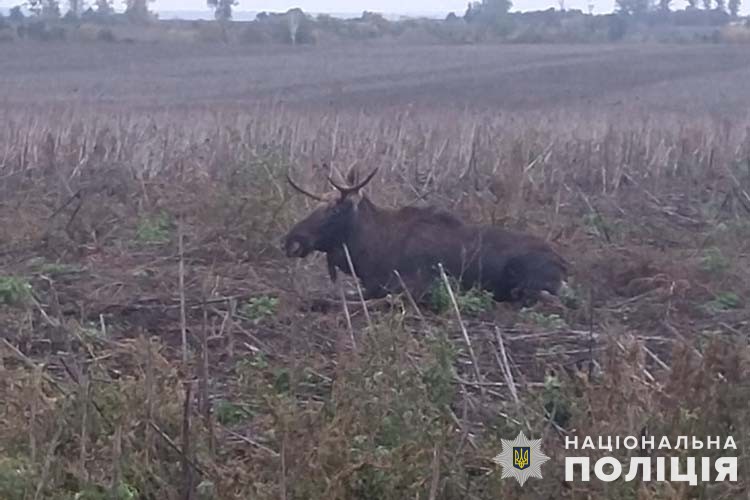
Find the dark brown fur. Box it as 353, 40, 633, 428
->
283, 171, 567, 304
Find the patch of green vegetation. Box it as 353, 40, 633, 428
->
240, 295, 279, 323
583, 212, 618, 242
27, 257, 84, 276
0, 276, 32, 306
135, 212, 172, 244
559, 279, 583, 309
38, 262, 83, 275
701, 247, 730, 274
215, 400, 252, 426
78, 322, 106, 340
234, 353, 291, 396
519, 309, 568, 329
428, 277, 494, 315
422, 337, 457, 408
73, 483, 139, 500
236, 353, 270, 374
704, 292, 742, 313
541, 373, 572, 428
91, 382, 128, 421
272, 367, 291, 394
196, 480, 216, 500
351, 463, 392, 500
0, 457, 34, 500
714, 219, 750, 236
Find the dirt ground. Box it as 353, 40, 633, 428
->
3, 41, 750, 115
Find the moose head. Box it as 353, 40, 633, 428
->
282, 166, 379, 259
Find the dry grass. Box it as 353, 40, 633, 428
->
1, 43, 749, 499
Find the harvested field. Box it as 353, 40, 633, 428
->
1, 41, 749, 499
3, 42, 750, 114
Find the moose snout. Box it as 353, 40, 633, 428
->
283, 234, 310, 258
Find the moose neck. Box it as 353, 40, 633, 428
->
334, 196, 384, 276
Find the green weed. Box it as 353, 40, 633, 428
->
0, 276, 32, 306
428, 276, 494, 315
422, 336, 457, 408
704, 292, 742, 313
541, 373, 572, 428
135, 212, 172, 244
30, 259, 84, 276
215, 400, 252, 425
583, 212, 618, 242
701, 247, 730, 274
73, 483, 139, 500
559, 279, 583, 309
0, 457, 34, 500
240, 295, 279, 323
519, 309, 568, 329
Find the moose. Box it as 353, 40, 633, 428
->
283, 167, 567, 305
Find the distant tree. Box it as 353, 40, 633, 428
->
26, 0, 41, 15
207, 0, 236, 21
9, 5, 25, 21
464, 0, 513, 35
125, 0, 153, 22
44, 0, 61, 19
608, 13, 628, 39
287, 8, 303, 44
95, 0, 113, 15
27, 0, 61, 18
67, 0, 81, 17
658, 0, 671, 11
464, 0, 512, 21
728, 0, 740, 16
702, 0, 712, 9
483, 0, 512, 16
615, 0, 650, 15
714, 0, 726, 10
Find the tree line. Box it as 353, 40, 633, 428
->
2, 0, 742, 25
0, 0, 745, 45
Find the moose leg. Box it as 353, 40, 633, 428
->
342, 281, 385, 301
501, 252, 566, 304
326, 252, 339, 283
389, 268, 433, 304
509, 287, 542, 307
338, 282, 386, 302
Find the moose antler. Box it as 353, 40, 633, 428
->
327, 167, 379, 196
286, 173, 324, 201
